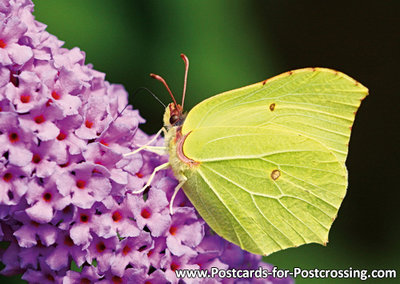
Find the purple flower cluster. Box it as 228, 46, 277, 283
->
0, 1, 293, 283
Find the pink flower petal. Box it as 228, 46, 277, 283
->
25, 201, 53, 223
7, 43, 33, 65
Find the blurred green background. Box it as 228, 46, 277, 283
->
3, 0, 399, 283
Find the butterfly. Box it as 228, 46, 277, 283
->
126, 54, 368, 256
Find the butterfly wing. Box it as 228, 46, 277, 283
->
182, 68, 368, 163
176, 68, 367, 255
181, 126, 346, 255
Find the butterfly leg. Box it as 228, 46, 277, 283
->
131, 162, 170, 194
124, 128, 165, 156
169, 175, 187, 215
130, 145, 167, 155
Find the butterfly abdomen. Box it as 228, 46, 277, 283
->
166, 125, 200, 183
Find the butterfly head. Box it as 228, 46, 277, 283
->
163, 103, 186, 129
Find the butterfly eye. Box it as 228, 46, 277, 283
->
169, 114, 180, 125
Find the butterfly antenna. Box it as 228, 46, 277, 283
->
139, 87, 166, 108
180, 53, 189, 109
96, 87, 165, 142
115, 87, 166, 119
150, 73, 178, 108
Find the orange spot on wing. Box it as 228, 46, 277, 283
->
269, 103, 276, 111
270, 169, 281, 180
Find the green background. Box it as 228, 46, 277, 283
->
3, 0, 399, 283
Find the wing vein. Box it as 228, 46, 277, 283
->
201, 164, 291, 248
273, 181, 324, 241
197, 167, 265, 252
